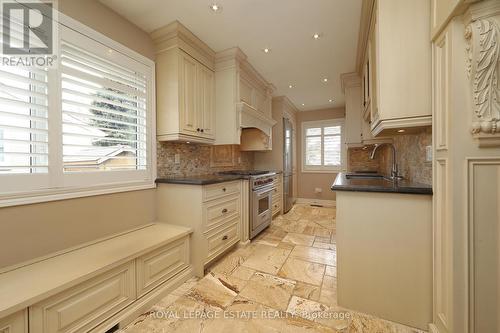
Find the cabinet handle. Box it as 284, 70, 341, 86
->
222, 208, 228, 214
222, 235, 228, 240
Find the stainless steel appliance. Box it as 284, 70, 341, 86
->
283, 118, 294, 213
219, 170, 276, 239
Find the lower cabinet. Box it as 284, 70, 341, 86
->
29, 262, 136, 333
0, 311, 27, 333
136, 238, 190, 298
205, 218, 240, 264
271, 175, 282, 217
157, 181, 243, 277
13, 230, 192, 333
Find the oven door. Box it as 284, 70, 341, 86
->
251, 185, 273, 238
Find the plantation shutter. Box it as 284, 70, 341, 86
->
60, 38, 148, 172
303, 120, 344, 171
0, 65, 49, 174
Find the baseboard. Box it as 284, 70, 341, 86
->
91, 266, 194, 332
296, 198, 336, 207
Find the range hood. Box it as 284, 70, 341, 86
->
237, 102, 276, 151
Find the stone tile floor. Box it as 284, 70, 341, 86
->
120, 204, 425, 333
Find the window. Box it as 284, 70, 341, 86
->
302, 119, 345, 172
0, 15, 155, 206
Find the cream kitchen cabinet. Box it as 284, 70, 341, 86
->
341, 72, 391, 146
157, 180, 243, 277
360, 0, 432, 137
152, 21, 216, 144
215, 47, 275, 146
0, 311, 27, 333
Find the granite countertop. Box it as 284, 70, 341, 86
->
156, 170, 280, 185
331, 172, 433, 195
156, 174, 244, 185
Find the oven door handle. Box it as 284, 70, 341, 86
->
254, 186, 273, 197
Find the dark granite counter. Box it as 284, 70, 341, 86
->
156, 170, 280, 185
156, 174, 244, 185
331, 172, 432, 195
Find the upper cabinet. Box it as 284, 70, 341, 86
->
152, 21, 216, 144
360, 0, 432, 136
215, 48, 276, 147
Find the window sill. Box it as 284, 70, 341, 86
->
0, 182, 156, 208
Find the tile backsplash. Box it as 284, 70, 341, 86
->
157, 142, 254, 178
347, 128, 432, 185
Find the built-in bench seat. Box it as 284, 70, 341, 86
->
0, 223, 193, 333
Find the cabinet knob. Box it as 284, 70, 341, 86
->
222, 235, 228, 240
222, 208, 228, 214
200, 129, 204, 133
222, 188, 226, 192
196, 128, 200, 132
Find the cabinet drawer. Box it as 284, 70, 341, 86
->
0, 310, 27, 333
136, 237, 190, 298
203, 181, 241, 202
271, 186, 281, 197
203, 194, 240, 231
205, 221, 239, 263
29, 262, 135, 333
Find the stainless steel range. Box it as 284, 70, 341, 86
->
219, 170, 277, 239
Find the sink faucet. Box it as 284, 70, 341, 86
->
369, 143, 402, 180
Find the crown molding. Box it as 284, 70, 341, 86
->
150, 20, 215, 70
340, 72, 361, 93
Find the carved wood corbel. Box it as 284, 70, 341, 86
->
465, 7, 500, 146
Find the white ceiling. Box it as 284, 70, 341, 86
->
99, 0, 362, 111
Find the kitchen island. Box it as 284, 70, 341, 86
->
331, 172, 432, 330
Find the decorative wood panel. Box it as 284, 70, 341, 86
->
29, 262, 135, 333
136, 238, 189, 298
433, 158, 452, 333
467, 158, 500, 333
434, 31, 450, 151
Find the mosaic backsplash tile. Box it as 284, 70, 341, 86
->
347, 128, 432, 185
380, 128, 432, 185
157, 142, 254, 178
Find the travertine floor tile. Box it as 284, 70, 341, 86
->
187, 272, 238, 308
325, 266, 336, 277
282, 232, 316, 246
241, 244, 291, 274
290, 245, 336, 266
278, 257, 325, 286
239, 272, 296, 310
313, 241, 337, 250
293, 282, 321, 301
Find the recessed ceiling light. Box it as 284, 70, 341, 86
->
262, 48, 271, 53
288, 84, 294, 89
329, 99, 333, 103
209, 3, 222, 13
186, 141, 191, 144
313, 33, 322, 40
301, 103, 305, 106
397, 129, 406, 133
323, 78, 329, 83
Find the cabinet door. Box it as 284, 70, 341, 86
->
197, 65, 215, 139
179, 51, 199, 135
369, 6, 380, 128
